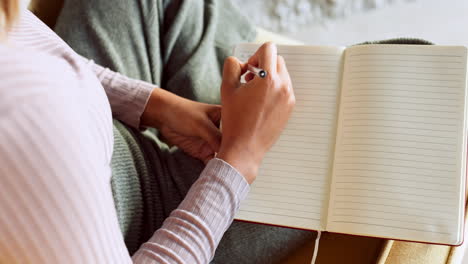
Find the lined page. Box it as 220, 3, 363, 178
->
327, 45, 467, 245
233, 44, 345, 230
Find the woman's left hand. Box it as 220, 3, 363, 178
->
141, 88, 222, 163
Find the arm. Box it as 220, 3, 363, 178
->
14, 10, 155, 128
0, 41, 292, 264
133, 159, 248, 263
82, 56, 155, 128
0, 51, 248, 264
12, 11, 224, 163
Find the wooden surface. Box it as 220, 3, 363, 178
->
282, 232, 384, 264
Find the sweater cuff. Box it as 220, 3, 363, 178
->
203, 158, 250, 201
87, 57, 154, 129
99, 73, 154, 128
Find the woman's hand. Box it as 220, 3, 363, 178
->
141, 88, 221, 163
217, 42, 295, 184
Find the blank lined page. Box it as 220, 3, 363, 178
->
327, 45, 467, 245
234, 44, 345, 230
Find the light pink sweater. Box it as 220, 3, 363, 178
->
0, 10, 249, 264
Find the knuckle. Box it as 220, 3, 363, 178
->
278, 82, 289, 97
277, 55, 285, 63
224, 56, 237, 66
289, 94, 296, 106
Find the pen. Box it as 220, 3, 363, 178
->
247, 64, 267, 78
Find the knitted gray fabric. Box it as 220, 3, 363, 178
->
55, 0, 432, 262
358, 37, 433, 45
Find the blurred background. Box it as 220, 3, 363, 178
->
232, 0, 468, 46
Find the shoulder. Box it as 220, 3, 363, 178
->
0, 44, 78, 110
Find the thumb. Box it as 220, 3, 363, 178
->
221, 56, 244, 98
198, 118, 222, 152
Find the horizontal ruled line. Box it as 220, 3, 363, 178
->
289, 69, 339, 74
246, 191, 324, 202
333, 208, 451, 220
243, 204, 320, 215
348, 76, 462, 82
341, 149, 455, 159
335, 194, 452, 206
289, 116, 334, 121
334, 200, 452, 213
239, 209, 320, 221
340, 142, 453, 153
348, 82, 460, 88
344, 106, 457, 114
260, 168, 327, 176
286, 126, 333, 131
344, 94, 458, 101
342, 130, 457, 140
339, 154, 455, 166
291, 82, 337, 85
343, 117, 457, 126
335, 181, 451, 193
266, 154, 329, 161
293, 110, 337, 115
288, 65, 338, 69
263, 162, 329, 170
295, 97, 338, 102
269, 147, 330, 154
330, 220, 450, 235
344, 99, 460, 107
348, 70, 463, 75
348, 64, 463, 70
249, 197, 322, 207
337, 168, 452, 180
342, 111, 459, 121
343, 124, 456, 133
255, 179, 323, 188
348, 58, 462, 63
279, 52, 341, 56
335, 175, 455, 187
333, 214, 438, 225
349, 53, 462, 57
258, 173, 325, 182
346, 87, 460, 95
277, 140, 331, 146
342, 136, 456, 147
254, 186, 324, 195
336, 162, 455, 173
335, 187, 452, 199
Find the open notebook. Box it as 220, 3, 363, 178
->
233, 44, 468, 246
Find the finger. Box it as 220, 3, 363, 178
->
207, 105, 222, 128
221, 56, 245, 98
247, 42, 277, 73
198, 119, 222, 152
277, 55, 293, 91
277, 55, 286, 73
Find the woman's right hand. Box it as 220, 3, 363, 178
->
217, 42, 295, 184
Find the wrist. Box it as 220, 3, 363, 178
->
217, 144, 262, 184
141, 88, 176, 128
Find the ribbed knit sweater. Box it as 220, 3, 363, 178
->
0, 10, 249, 264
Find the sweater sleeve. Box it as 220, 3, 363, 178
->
10, 10, 155, 128
79, 55, 155, 128
132, 159, 250, 263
